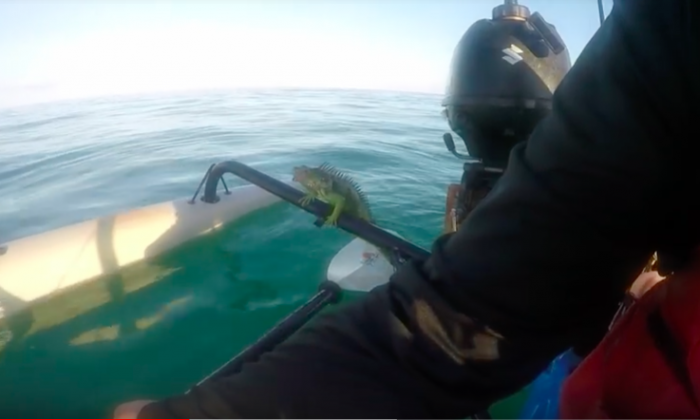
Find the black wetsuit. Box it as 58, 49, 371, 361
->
139, 0, 700, 417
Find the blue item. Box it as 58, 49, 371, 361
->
519, 349, 582, 419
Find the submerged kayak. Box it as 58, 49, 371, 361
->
0, 160, 527, 418
0, 160, 402, 357
0, 182, 287, 322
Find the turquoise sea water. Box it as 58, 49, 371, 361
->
0, 89, 526, 418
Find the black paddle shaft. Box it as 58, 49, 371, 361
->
200, 160, 430, 262
190, 161, 491, 419
191, 161, 429, 387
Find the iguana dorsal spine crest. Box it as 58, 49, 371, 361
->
317, 162, 373, 221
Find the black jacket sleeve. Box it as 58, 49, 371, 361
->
138, 0, 699, 417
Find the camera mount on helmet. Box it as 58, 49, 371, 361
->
492, 0, 530, 21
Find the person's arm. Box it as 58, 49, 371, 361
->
134, 0, 696, 417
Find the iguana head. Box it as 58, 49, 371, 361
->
293, 165, 332, 192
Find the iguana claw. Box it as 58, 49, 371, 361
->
324, 214, 339, 226
299, 194, 315, 206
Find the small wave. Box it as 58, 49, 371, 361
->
0, 111, 86, 134
243, 293, 310, 311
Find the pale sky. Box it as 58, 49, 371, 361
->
0, 0, 612, 108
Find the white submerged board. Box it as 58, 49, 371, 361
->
326, 236, 395, 293
0, 184, 286, 319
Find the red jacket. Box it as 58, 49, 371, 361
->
560, 260, 700, 418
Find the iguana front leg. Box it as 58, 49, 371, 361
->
299, 191, 317, 206
322, 192, 346, 226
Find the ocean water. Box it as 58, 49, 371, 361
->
0, 89, 525, 418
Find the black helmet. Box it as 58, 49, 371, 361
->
443, 0, 571, 167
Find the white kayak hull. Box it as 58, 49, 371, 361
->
0, 184, 285, 320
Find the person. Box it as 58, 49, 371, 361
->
116, 0, 700, 417
441, 0, 571, 235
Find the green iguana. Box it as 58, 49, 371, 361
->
293, 163, 373, 226
292, 163, 393, 264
